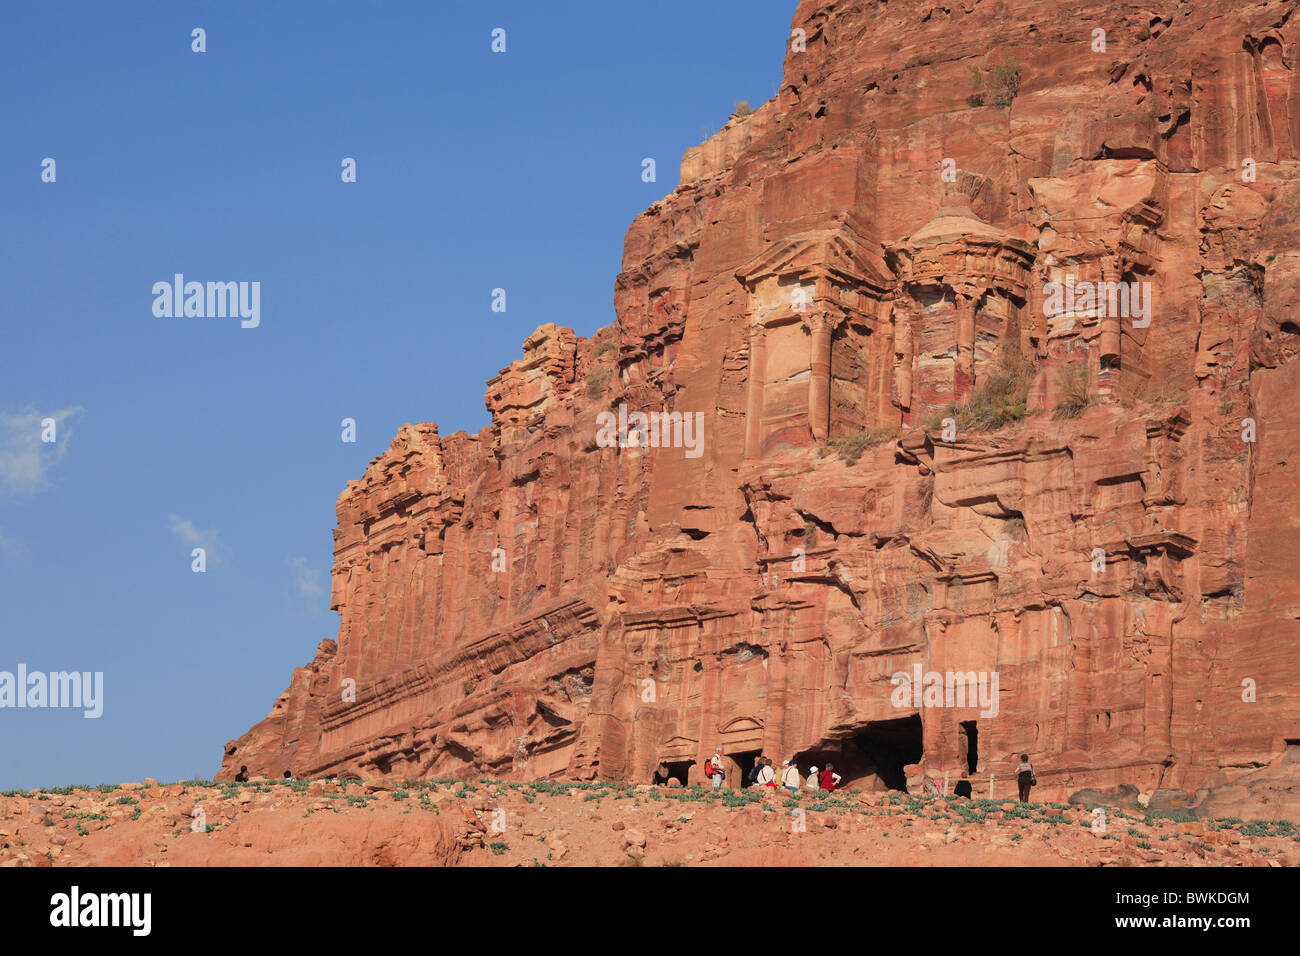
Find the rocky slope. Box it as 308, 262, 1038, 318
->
3, 778, 1295, 867
221, 0, 1300, 817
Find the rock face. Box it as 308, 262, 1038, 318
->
221, 0, 1300, 812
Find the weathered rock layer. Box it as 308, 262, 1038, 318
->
221, 0, 1300, 811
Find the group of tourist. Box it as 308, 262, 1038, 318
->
655, 749, 1039, 803
698, 747, 843, 792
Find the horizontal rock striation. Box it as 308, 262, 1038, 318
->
222, 0, 1300, 810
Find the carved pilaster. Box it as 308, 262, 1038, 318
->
745, 322, 767, 458
893, 304, 914, 410
808, 312, 834, 441
955, 292, 977, 401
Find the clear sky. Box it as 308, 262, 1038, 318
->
0, 0, 794, 789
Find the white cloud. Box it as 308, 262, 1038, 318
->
169, 514, 222, 563
288, 557, 324, 608
0, 406, 84, 496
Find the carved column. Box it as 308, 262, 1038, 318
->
1099, 256, 1122, 367
808, 311, 834, 441
745, 321, 767, 458
893, 304, 914, 410
955, 292, 977, 401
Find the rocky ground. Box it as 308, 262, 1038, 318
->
2, 778, 1297, 867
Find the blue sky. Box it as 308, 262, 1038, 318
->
0, 1, 793, 789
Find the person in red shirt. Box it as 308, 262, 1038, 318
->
819, 763, 842, 792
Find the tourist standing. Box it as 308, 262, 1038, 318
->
1016, 754, 1036, 802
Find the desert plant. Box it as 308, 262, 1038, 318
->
585, 368, 611, 398
990, 62, 1021, 106
1052, 364, 1091, 419
969, 61, 1021, 107
929, 341, 1036, 435
918, 475, 935, 512
829, 425, 899, 465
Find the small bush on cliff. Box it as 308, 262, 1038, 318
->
1134, 376, 1188, 407
968, 61, 1021, 108
732, 100, 752, 118
585, 368, 611, 398
828, 425, 898, 465
990, 62, 1021, 106
929, 342, 1036, 435
593, 340, 615, 358
967, 60, 1013, 107
1052, 364, 1091, 420
918, 475, 935, 512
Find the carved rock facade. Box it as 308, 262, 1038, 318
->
222, 0, 1300, 807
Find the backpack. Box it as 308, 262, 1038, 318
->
747, 763, 760, 783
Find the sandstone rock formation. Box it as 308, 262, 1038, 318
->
221, 0, 1300, 815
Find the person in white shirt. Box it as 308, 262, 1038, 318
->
708, 747, 726, 789
781, 760, 801, 791
806, 765, 821, 790
755, 758, 776, 787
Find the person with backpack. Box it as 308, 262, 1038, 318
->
1016, 754, 1037, 802
819, 763, 842, 792
781, 759, 801, 791
806, 765, 821, 790
745, 755, 765, 788
755, 757, 776, 788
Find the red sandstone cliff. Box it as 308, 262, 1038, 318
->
221, 0, 1300, 812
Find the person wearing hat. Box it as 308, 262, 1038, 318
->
806, 765, 821, 790
781, 759, 801, 791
